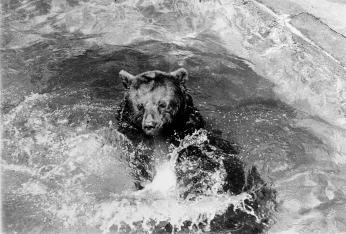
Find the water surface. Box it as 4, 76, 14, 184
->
2, 0, 346, 233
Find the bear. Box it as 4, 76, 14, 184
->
116, 68, 276, 233
116, 68, 210, 188
117, 68, 205, 143
173, 131, 276, 233
117, 68, 239, 153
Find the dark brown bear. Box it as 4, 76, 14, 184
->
117, 68, 238, 155
116, 68, 276, 234
117, 68, 205, 144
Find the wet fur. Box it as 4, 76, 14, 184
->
116, 68, 276, 233
117, 71, 205, 144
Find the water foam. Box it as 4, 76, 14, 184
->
89, 191, 251, 233
2, 92, 259, 233
87, 130, 256, 233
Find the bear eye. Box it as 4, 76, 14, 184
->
158, 102, 167, 109
137, 104, 144, 110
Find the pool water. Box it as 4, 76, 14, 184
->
2, 0, 346, 233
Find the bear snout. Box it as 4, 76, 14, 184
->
142, 122, 160, 136
142, 114, 161, 136
143, 121, 157, 130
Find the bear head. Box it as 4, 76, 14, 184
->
119, 68, 189, 137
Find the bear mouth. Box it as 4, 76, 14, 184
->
142, 126, 161, 136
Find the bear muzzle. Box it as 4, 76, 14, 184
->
142, 113, 161, 136
143, 122, 159, 136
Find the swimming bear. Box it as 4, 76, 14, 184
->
116, 68, 276, 233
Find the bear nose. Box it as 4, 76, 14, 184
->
143, 121, 157, 131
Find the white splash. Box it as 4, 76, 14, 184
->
85, 130, 255, 233
88, 191, 252, 234
142, 161, 177, 196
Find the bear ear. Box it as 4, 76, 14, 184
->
119, 70, 135, 89
171, 68, 188, 84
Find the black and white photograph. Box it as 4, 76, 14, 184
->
1, 0, 346, 233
